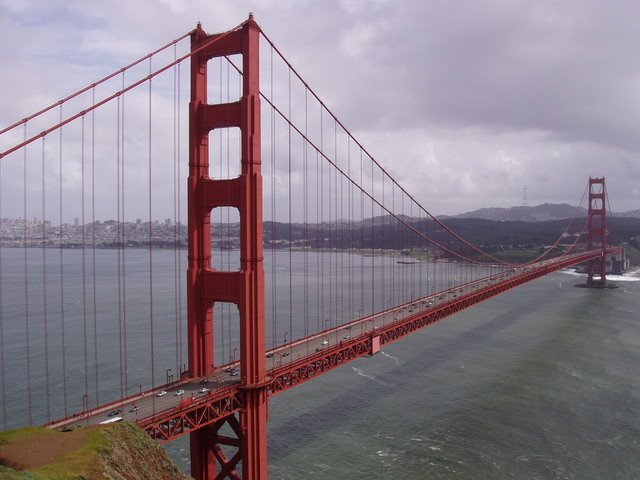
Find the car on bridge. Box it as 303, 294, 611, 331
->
100, 416, 123, 424
175, 389, 185, 396
156, 390, 167, 397
107, 408, 121, 417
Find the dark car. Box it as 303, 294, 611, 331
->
107, 409, 121, 417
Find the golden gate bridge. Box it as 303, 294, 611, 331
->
0, 15, 621, 480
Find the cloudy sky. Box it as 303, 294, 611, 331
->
1, 0, 640, 220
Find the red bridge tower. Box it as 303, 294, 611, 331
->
586, 177, 608, 287
188, 16, 268, 480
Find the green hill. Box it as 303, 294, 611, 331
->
0, 422, 190, 480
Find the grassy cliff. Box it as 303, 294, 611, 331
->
0, 422, 191, 480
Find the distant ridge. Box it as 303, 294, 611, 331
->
452, 203, 640, 222
452, 203, 586, 222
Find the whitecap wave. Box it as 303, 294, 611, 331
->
381, 351, 399, 365
560, 269, 640, 282
352, 366, 391, 386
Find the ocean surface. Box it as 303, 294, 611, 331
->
1, 248, 640, 478
168, 267, 640, 479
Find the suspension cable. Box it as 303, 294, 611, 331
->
0, 32, 193, 136
258, 30, 515, 267
1, 20, 246, 160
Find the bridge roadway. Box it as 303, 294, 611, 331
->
47, 249, 610, 440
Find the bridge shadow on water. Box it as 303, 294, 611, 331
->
267, 294, 543, 460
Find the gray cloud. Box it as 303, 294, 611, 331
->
1, 0, 639, 219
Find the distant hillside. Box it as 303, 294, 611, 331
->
452, 203, 640, 222
453, 203, 587, 222
616, 208, 640, 218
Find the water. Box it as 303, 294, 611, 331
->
269, 271, 640, 478
167, 268, 640, 478
2, 249, 640, 478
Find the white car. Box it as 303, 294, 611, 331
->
321, 340, 329, 345
156, 390, 167, 397
174, 389, 185, 396
199, 387, 210, 393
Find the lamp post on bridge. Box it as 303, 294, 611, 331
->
166, 368, 172, 386
82, 394, 88, 425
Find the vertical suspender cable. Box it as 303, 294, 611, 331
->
379, 165, 389, 316
339, 128, 344, 325
327, 116, 332, 329
91, 88, 99, 407
316, 149, 320, 332
288, 68, 293, 348
59, 105, 68, 416
320, 108, 324, 330
148, 58, 156, 392
116, 95, 124, 400
347, 138, 353, 323
173, 43, 180, 373
23, 124, 32, 425
391, 183, 395, 307
303, 87, 309, 341
370, 157, 374, 314
333, 120, 342, 328
359, 149, 364, 318
81, 115, 89, 403
176, 61, 183, 372
0, 136, 5, 428
418, 207, 423, 297
269, 48, 276, 350
410, 201, 415, 301
121, 74, 128, 397
41, 137, 51, 420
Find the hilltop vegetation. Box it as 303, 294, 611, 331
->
265, 216, 640, 261
0, 423, 190, 480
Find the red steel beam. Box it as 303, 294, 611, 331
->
187, 15, 267, 480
